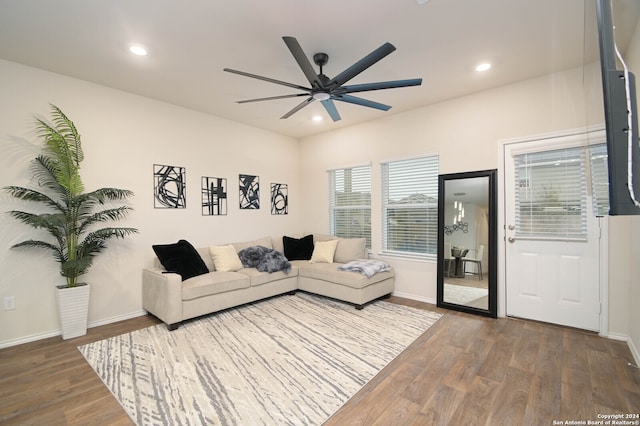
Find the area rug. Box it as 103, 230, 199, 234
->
444, 283, 488, 305
78, 293, 441, 425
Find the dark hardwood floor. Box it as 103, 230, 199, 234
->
1, 297, 639, 425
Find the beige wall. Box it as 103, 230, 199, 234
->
299, 60, 638, 354
299, 64, 606, 304
0, 59, 302, 346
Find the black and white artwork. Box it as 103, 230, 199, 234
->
154, 164, 186, 209
239, 174, 260, 209
270, 183, 288, 215
202, 176, 227, 216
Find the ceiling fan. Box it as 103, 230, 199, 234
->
223, 36, 422, 122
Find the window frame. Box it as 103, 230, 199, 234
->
514, 146, 589, 241
328, 164, 372, 248
381, 154, 440, 259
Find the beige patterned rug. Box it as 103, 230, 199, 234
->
79, 292, 441, 425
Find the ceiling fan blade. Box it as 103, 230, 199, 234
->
327, 42, 396, 88
321, 99, 341, 122
282, 36, 324, 89
281, 97, 315, 119
224, 68, 311, 91
236, 93, 309, 104
333, 94, 391, 111
337, 78, 422, 94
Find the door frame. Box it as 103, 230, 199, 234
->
497, 127, 609, 336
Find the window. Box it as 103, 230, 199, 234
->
514, 147, 587, 239
328, 165, 371, 247
381, 155, 439, 256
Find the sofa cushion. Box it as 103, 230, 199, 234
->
299, 263, 394, 289
196, 247, 215, 271
237, 266, 299, 286
182, 271, 250, 300
271, 234, 286, 254
334, 238, 367, 263
231, 236, 273, 253
314, 235, 368, 262
209, 244, 243, 272
309, 239, 338, 263
313, 234, 335, 243
283, 234, 314, 260
152, 239, 209, 281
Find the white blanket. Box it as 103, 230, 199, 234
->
337, 259, 391, 278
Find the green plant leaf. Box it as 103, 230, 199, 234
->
34, 104, 84, 196
76, 206, 134, 234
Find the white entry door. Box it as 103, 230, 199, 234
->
504, 133, 603, 331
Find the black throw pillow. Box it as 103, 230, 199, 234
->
282, 235, 314, 261
152, 239, 209, 281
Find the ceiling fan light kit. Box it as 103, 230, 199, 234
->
224, 36, 422, 122
312, 92, 330, 101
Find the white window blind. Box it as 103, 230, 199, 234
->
381, 156, 439, 255
328, 165, 371, 247
514, 147, 587, 239
589, 143, 610, 216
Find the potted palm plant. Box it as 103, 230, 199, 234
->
4, 104, 138, 339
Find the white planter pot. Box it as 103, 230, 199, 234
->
56, 283, 90, 340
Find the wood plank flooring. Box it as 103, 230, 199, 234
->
1, 297, 638, 425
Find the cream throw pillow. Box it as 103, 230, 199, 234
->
334, 238, 367, 263
209, 244, 243, 272
309, 239, 339, 264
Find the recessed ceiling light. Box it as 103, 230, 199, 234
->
129, 45, 148, 56
312, 115, 323, 122
475, 63, 491, 72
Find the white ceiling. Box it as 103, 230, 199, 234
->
1, 0, 638, 139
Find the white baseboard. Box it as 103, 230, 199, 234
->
628, 338, 640, 367
0, 329, 62, 349
391, 291, 436, 305
606, 332, 629, 341
0, 310, 147, 349
602, 333, 630, 342
88, 309, 147, 329
604, 332, 640, 368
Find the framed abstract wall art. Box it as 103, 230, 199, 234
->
202, 176, 227, 216
239, 174, 260, 209
154, 164, 186, 209
270, 183, 288, 215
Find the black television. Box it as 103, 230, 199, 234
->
596, 0, 640, 215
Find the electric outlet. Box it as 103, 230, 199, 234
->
4, 296, 16, 311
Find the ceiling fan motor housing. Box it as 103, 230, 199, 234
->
313, 53, 329, 67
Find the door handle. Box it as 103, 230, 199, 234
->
508, 237, 516, 243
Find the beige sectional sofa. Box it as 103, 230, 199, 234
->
142, 235, 395, 330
